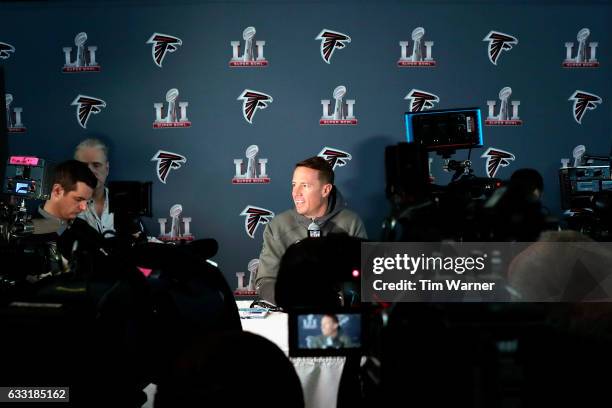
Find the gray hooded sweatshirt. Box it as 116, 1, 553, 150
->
255, 188, 367, 305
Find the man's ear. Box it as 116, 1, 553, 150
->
322, 183, 333, 198
51, 183, 64, 199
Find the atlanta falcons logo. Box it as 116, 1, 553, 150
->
317, 147, 352, 170
151, 150, 187, 184
481, 147, 515, 178
483, 31, 518, 65
237, 89, 273, 124
0, 42, 15, 59
315, 29, 351, 64
71, 95, 106, 129
240, 206, 275, 239
569, 90, 602, 124
404, 89, 439, 112
146, 33, 182, 68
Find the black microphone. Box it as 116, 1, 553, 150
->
308, 221, 321, 238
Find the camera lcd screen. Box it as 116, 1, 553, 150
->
289, 312, 362, 357
405, 108, 483, 152
15, 182, 29, 194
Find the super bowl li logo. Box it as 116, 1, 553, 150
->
563, 28, 599, 68
232, 145, 270, 184
5, 93, 25, 133
485, 87, 522, 126
398, 27, 436, 67
62, 32, 100, 73
153, 88, 191, 128
229, 26, 268, 67
320, 86, 357, 125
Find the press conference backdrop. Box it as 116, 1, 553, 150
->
1, 0, 610, 287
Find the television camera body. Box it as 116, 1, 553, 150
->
0, 156, 53, 242
384, 108, 512, 241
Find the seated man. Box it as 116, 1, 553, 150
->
307, 314, 353, 349
256, 156, 367, 305
74, 138, 115, 237
27, 160, 98, 276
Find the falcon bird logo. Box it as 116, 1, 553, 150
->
315, 29, 351, 64
404, 89, 439, 112
318, 147, 352, 170
0, 42, 15, 59
151, 150, 187, 184
481, 147, 515, 178
71, 95, 106, 129
240, 206, 275, 238
237, 89, 273, 124
146, 33, 182, 68
483, 31, 518, 65
569, 90, 602, 124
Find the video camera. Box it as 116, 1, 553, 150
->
0, 156, 53, 242
384, 108, 511, 241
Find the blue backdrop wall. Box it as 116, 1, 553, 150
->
1, 0, 610, 287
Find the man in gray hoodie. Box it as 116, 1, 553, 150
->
256, 156, 367, 305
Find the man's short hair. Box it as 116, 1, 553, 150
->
74, 138, 109, 162
52, 160, 97, 192
323, 314, 339, 324
295, 157, 334, 185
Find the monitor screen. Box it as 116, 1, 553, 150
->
289, 311, 363, 357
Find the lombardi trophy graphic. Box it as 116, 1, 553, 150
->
563, 28, 599, 68
232, 145, 270, 184
5, 94, 13, 128
229, 26, 268, 67
158, 204, 194, 241
485, 87, 522, 126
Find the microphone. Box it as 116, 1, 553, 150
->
308, 220, 321, 238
